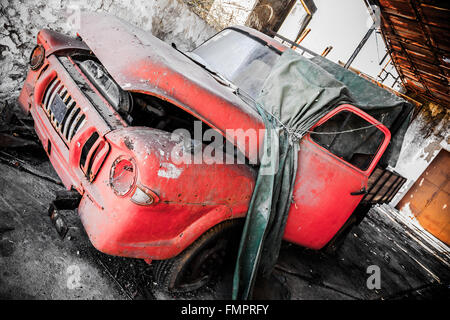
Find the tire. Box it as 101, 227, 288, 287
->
154, 219, 243, 293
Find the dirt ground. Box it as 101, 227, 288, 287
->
0, 102, 449, 300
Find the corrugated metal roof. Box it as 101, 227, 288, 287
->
376, 0, 449, 107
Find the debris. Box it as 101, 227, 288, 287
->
0, 150, 63, 186
0, 226, 15, 234
49, 208, 69, 239
0, 133, 37, 148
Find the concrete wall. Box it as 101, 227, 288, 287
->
390, 102, 449, 209
0, 0, 215, 103
207, 0, 256, 29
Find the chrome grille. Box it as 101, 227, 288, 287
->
42, 77, 86, 143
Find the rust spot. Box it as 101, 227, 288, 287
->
422, 140, 441, 162
124, 136, 134, 150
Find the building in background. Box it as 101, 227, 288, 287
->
274, 0, 316, 45
374, 0, 449, 245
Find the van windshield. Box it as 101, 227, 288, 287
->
191, 29, 280, 99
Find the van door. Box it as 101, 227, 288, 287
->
283, 104, 391, 249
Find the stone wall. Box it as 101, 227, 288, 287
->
0, 0, 215, 103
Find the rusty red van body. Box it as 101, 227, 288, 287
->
18, 13, 390, 267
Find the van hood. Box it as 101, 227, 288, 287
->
78, 12, 264, 160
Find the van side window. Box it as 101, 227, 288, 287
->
310, 110, 385, 171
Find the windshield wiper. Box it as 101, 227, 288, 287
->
171, 43, 260, 114
171, 43, 237, 91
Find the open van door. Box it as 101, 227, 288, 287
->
283, 104, 391, 249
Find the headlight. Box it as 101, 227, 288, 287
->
29, 44, 45, 70
78, 59, 131, 114
110, 157, 136, 196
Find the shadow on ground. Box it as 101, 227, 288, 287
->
0, 101, 448, 300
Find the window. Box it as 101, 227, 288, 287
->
310, 110, 385, 171
192, 29, 280, 99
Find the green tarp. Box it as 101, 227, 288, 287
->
232, 49, 412, 300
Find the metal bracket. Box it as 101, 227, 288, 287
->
48, 189, 82, 239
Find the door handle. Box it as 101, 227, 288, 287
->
350, 187, 368, 196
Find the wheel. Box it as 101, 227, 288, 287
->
153, 219, 243, 293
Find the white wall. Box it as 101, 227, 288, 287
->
390, 104, 449, 208
0, 0, 215, 103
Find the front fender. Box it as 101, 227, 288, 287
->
77, 126, 254, 260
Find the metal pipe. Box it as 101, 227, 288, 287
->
266, 29, 319, 56
321, 46, 333, 57
295, 28, 311, 45
344, 22, 376, 69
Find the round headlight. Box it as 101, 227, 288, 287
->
29, 44, 45, 71
110, 157, 136, 196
